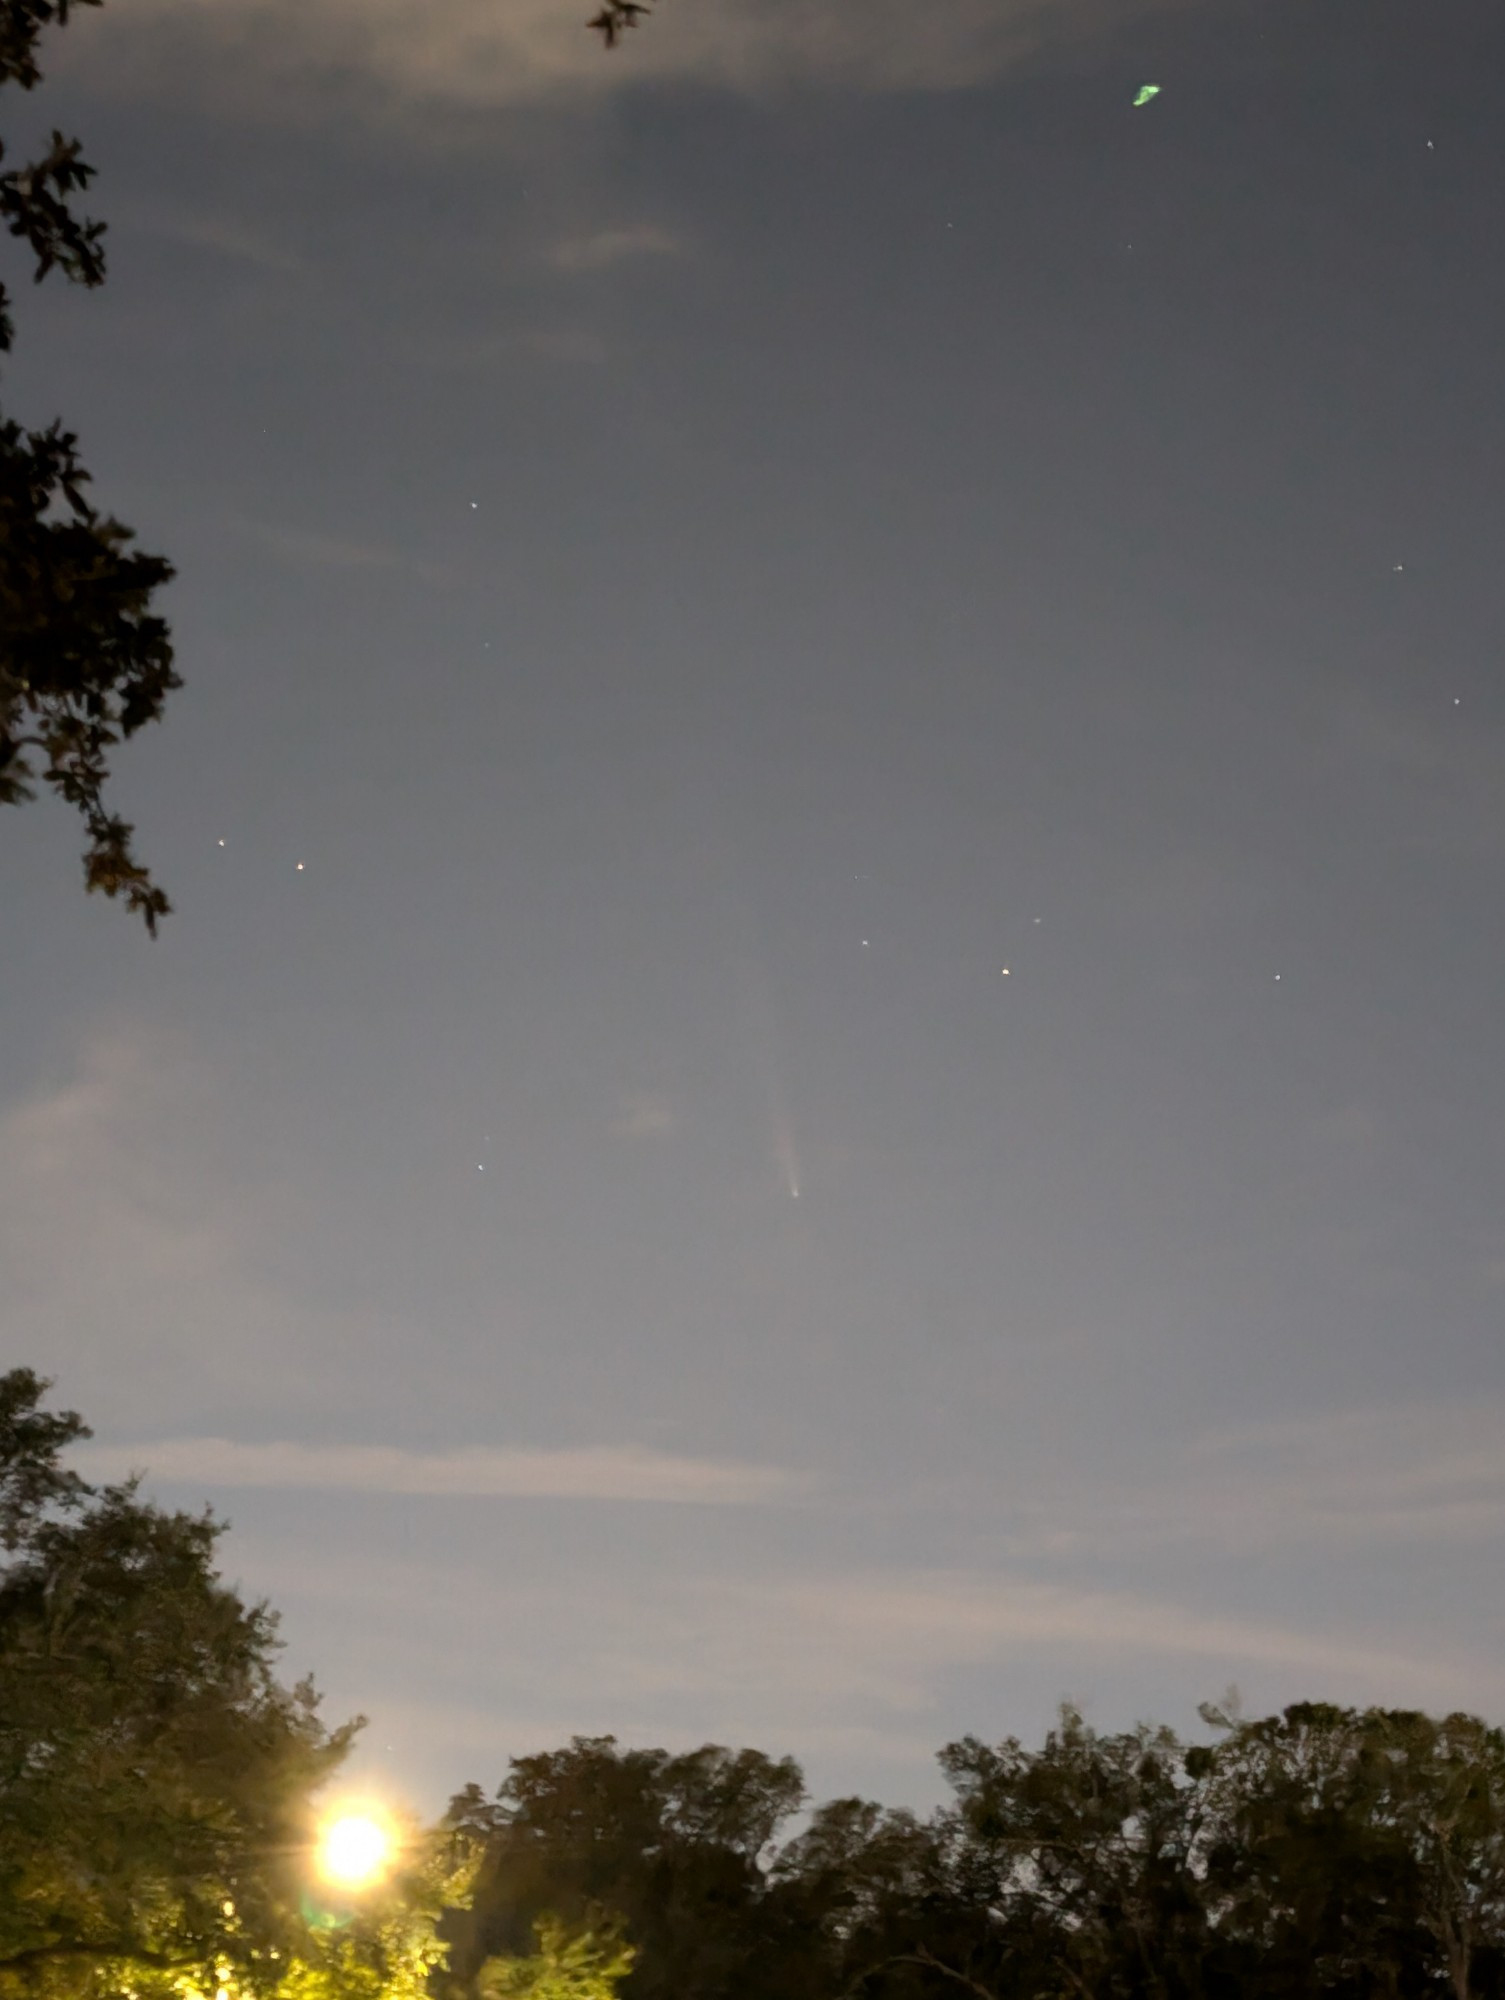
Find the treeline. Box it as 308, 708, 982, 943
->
441, 1715, 1505, 2000
8, 1368, 1505, 2000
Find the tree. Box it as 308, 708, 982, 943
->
440, 1706, 1505, 2000
1195, 1700, 1505, 1999
0, 1368, 472, 2000
938, 1707, 1213, 2000
446, 1738, 805, 2000
767, 1798, 986, 2000
477, 1912, 635, 2000
1, 1, 178, 931
275, 1826, 480, 2000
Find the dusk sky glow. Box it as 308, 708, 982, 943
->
4, 0, 1505, 1818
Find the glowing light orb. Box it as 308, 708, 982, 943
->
316, 1809, 395, 1889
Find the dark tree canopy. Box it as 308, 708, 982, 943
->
0, 1370, 359, 1994
445, 1738, 807, 2000
1, 0, 178, 931
447, 1704, 1505, 2000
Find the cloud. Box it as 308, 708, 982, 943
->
927, 1398, 1505, 1566
0, 1037, 249, 1396
415, 325, 611, 371
0, 1032, 446, 1433
549, 225, 684, 273
68, 0, 1165, 114
712, 1573, 1478, 1710
231, 1540, 1491, 1802
1180, 1402, 1505, 1544
236, 521, 401, 570
611, 1090, 675, 1137
123, 207, 306, 274
228, 518, 458, 584
74, 1435, 812, 1505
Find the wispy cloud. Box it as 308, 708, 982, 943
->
611, 1090, 675, 1138
238, 522, 395, 570
123, 207, 306, 275
0, 1033, 447, 1434
1181, 1402, 1505, 1544
233, 1542, 1492, 1791
0, 1037, 252, 1405
231, 517, 450, 575
711, 1573, 1479, 1709
419, 326, 610, 370
920, 1400, 1505, 1565
75, 1435, 813, 1505
72, 0, 1168, 113
549, 225, 684, 273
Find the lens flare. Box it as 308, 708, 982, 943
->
315, 1806, 395, 1889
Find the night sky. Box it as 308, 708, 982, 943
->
5, 0, 1505, 1817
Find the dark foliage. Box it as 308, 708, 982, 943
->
449, 1705, 1505, 2000
1, 0, 178, 930
585, 0, 650, 49
0, 1370, 359, 1991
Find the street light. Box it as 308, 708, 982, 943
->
314, 1805, 396, 1890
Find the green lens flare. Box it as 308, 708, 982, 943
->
300, 1890, 355, 1932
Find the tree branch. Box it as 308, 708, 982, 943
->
843, 1946, 1005, 2000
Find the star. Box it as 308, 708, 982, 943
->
296, 862, 305, 871
1001, 967, 1011, 977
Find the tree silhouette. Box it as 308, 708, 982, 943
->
1, 0, 178, 931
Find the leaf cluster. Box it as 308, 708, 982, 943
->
1, 0, 177, 929
585, 1, 649, 49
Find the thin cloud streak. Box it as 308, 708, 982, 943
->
70, 0, 1173, 112
550, 225, 684, 272
233, 1540, 1491, 1749
75, 1436, 815, 1505
757, 1575, 1473, 1697
882, 1402, 1505, 1564
122, 207, 306, 274
612, 1090, 676, 1137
